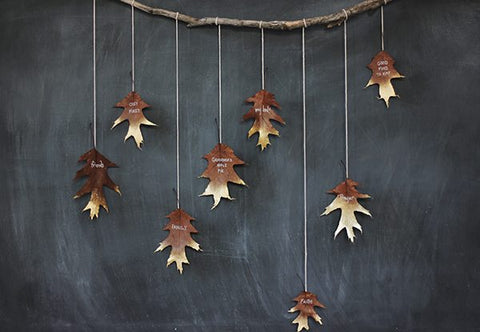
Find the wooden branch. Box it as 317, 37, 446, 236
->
119, 0, 392, 30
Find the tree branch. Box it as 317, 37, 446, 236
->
119, 0, 392, 30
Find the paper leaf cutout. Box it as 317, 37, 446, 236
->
200, 143, 247, 209
244, 89, 285, 150
112, 91, 157, 149
74, 148, 121, 219
366, 51, 404, 107
154, 208, 201, 274
321, 178, 371, 242
289, 291, 325, 331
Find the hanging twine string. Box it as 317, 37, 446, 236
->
301, 19, 308, 292
175, 12, 180, 208
216, 18, 222, 143
260, 22, 265, 90
92, 0, 97, 148
381, 2, 385, 51
131, 0, 136, 91
342, 9, 349, 179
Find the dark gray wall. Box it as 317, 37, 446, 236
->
1, 0, 479, 331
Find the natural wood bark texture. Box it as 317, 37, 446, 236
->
119, 0, 392, 30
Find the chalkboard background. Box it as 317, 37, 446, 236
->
1, 0, 479, 331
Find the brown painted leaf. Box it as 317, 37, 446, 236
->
321, 178, 371, 242
244, 89, 285, 150
154, 208, 201, 274
112, 91, 157, 149
289, 291, 325, 331
366, 51, 404, 107
74, 148, 121, 219
199, 143, 247, 209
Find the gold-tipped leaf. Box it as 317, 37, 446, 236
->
289, 291, 325, 331
322, 178, 371, 242
244, 89, 285, 150
155, 208, 201, 274
366, 51, 404, 107
74, 148, 121, 220
112, 91, 157, 149
199, 143, 246, 209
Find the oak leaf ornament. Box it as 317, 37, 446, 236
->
322, 178, 371, 242
112, 91, 157, 149
366, 51, 404, 107
74, 148, 121, 219
289, 291, 326, 331
154, 208, 201, 274
244, 89, 285, 150
199, 143, 247, 209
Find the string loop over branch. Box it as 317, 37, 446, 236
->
118, 0, 392, 30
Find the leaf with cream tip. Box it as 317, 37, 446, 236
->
74, 148, 121, 219
154, 208, 201, 274
244, 89, 285, 150
366, 51, 404, 107
112, 91, 157, 149
289, 291, 325, 331
199, 143, 247, 209
322, 178, 372, 242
